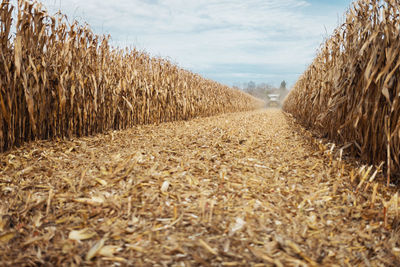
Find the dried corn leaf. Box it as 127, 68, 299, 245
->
86, 238, 106, 261
0, 232, 15, 243
98, 245, 121, 257
68, 229, 96, 241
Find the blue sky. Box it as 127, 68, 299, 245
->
23, 0, 353, 88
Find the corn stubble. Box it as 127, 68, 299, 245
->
0, 0, 263, 153
283, 0, 400, 184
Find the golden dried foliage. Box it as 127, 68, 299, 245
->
3, 109, 400, 266
284, 0, 400, 183
0, 0, 264, 152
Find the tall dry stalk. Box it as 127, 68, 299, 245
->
0, 0, 264, 152
284, 0, 400, 183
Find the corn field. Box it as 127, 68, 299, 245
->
0, 0, 264, 153
283, 0, 400, 182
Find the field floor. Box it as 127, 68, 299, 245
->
0, 109, 399, 266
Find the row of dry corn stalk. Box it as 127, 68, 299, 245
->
283, 0, 400, 184
0, 0, 264, 152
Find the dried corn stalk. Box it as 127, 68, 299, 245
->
284, 0, 400, 183
0, 0, 264, 153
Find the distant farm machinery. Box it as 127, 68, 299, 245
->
266, 93, 281, 107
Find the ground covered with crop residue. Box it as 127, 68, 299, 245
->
1, 109, 399, 266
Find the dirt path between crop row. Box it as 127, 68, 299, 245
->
0, 109, 398, 266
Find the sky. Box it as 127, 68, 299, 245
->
18, 0, 354, 88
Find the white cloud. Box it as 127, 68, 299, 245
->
15, 0, 351, 86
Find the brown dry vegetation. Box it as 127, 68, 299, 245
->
1, 109, 400, 266
4, 0, 400, 265
283, 0, 400, 184
0, 0, 263, 153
